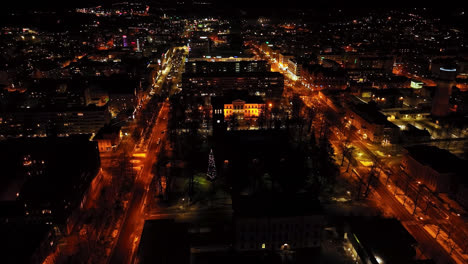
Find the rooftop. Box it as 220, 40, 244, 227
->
348, 102, 389, 126
94, 124, 121, 140
349, 217, 417, 264
402, 124, 431, 140
212, 90, 265, 105
137, 219, 190, 264
183, 71, 284, 78
405, 145, 465, 174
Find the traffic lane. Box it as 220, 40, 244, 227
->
376, 181, 456, 264
109, 180, 146, 264
124, 109, 169, 262
351, 130, 467, 260
406, 223, 460, 264
108, 143, 163, 263
108, 104, 169, 263
346, 131, 454, 263
404, 223, 452, 264
375, 182, 413, 222
353, 136, 465, 239
310, 80, 465, 262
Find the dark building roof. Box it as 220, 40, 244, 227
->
402, 124, 431, 139
349, 217, 417, 264
371, 88, 404, 96
405, 145, 465, 174
358, 56, 393, 61
372, 75, 410, 83
303, 64, 347, 77
349, 102, 389, 125
137, 219, 190, 264
188, 51, 253, 59
94, 124, 121, 140
212, 90, 265, 106
431, 58, 456, 65
185, 60, 269, 74
182, 71, 284, 79
2, 103, 108, 113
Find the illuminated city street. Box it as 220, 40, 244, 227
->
1, 5, 468, 264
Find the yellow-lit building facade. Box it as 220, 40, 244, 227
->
223, 99, 265, 119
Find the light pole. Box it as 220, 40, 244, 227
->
412, 183, 423, 215
435, 224, 441, 239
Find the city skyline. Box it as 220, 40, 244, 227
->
0, 4, 467, 264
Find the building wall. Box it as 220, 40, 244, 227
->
456, 185, 468, 210
302, 69, 348, 90
182, 73, 284, 99
431, 80, 454, 117
401, 154, 452, 193
185, 60, 269, 74
223, 101, 265, 119
287, 59, 302, 77
234, 215, 323, 251
279, 54, 293, 68
345, 108, 384, 143
108, 93, 138, 117
320, 53, 358, 66
97, 138, 113, 152
0, 108, 110, 137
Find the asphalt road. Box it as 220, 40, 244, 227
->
374, 180, 458, 263
108, 102, 169, 264
293, 65, 467, 263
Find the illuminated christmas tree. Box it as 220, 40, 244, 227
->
207, 149, 217, 180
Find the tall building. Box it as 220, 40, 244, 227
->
401, 145, 464, 193
182, 71, 284, 100
287, 58, 302, 79
345, 218, 418, 264
0, 105, 110, 138
135, 219, 190, 264
431, 66, 457, 117
184, 60, 270, 74
233, 193, 324, 251
123, 35, 128, 47
345, 102, 400, 144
